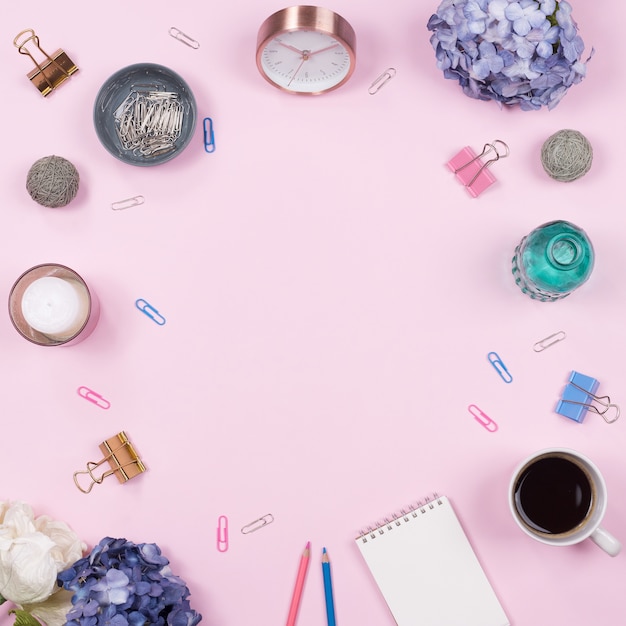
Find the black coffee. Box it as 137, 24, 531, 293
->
514, 455, 593, 535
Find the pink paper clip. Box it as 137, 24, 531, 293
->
217, 515, 229, 552
77, 386, 111, 410
447, 140, 509, 197
468, 404, 498, 432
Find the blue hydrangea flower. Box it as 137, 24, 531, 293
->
57, 538, 202, 626
427, 0, 591, 110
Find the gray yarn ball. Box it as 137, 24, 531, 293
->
540, 129, 593, 182
26, 155, 80, 207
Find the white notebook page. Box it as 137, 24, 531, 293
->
355, 495, 509, 626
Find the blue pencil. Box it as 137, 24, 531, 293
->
322, 547, 336, 626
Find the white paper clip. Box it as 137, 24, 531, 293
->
533, 331, 566, 352
168, 27, 200, 49
368, 68, 396, 95
468, 404, 498, 432
111, 196, 144, 211
241, 513, 274, 534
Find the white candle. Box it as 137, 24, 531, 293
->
21, 276, 90, 340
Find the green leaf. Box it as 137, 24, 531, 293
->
9, 609, 42, 626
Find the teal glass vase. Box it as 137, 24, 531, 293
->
512, 220, 594, 302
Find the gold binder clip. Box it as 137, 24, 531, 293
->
13, 29, 78, 96
73, 432, 146, 494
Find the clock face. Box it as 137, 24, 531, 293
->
259, 29, 353, 94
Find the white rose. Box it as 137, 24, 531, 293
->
0, 501, 86, 609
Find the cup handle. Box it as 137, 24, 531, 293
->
590, 526, 622, 557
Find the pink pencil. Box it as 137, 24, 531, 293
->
286, 541, 311, 626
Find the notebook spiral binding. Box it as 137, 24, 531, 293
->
356, 493, 443, 543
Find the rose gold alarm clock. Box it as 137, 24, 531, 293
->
256, 5, 356, 95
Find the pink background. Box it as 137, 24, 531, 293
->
1, 1, 625, 624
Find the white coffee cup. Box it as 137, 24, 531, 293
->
509, 447, 621, 557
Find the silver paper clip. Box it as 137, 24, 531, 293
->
562, 380, 620, 424
488, 351, 512, 383
203, 117, 215, 153
217, 515, 229, 552
468, 404, 498, 432
77, 386, 111, 410
168, 27, 200, 49
135, 299, 166, 326
368, 68, 396, 95
112, 195, 144, 211
241, 513, 274, 534
533, 331, 566, 352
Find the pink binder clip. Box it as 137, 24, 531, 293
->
447, 140, 509, 197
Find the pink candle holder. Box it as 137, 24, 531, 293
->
9, 263, 100, 346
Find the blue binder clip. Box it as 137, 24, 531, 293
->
555, 371, 620, 424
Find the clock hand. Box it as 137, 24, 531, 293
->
278, 41, 306, 55
284, 42, 339, 88
308, 43, 340, 56
287, 56, 308, 87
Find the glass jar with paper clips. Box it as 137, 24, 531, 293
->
512, 220, 594, 302
93, 63, 197, 166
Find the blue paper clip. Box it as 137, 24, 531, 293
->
203, 117, 215, 153
487, 351, 512, 383
135, 299, 166, 326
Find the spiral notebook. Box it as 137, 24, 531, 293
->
355, 494, 509, 626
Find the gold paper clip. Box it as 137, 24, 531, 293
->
73, 432, 146, 494
13, 29, 78, 96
